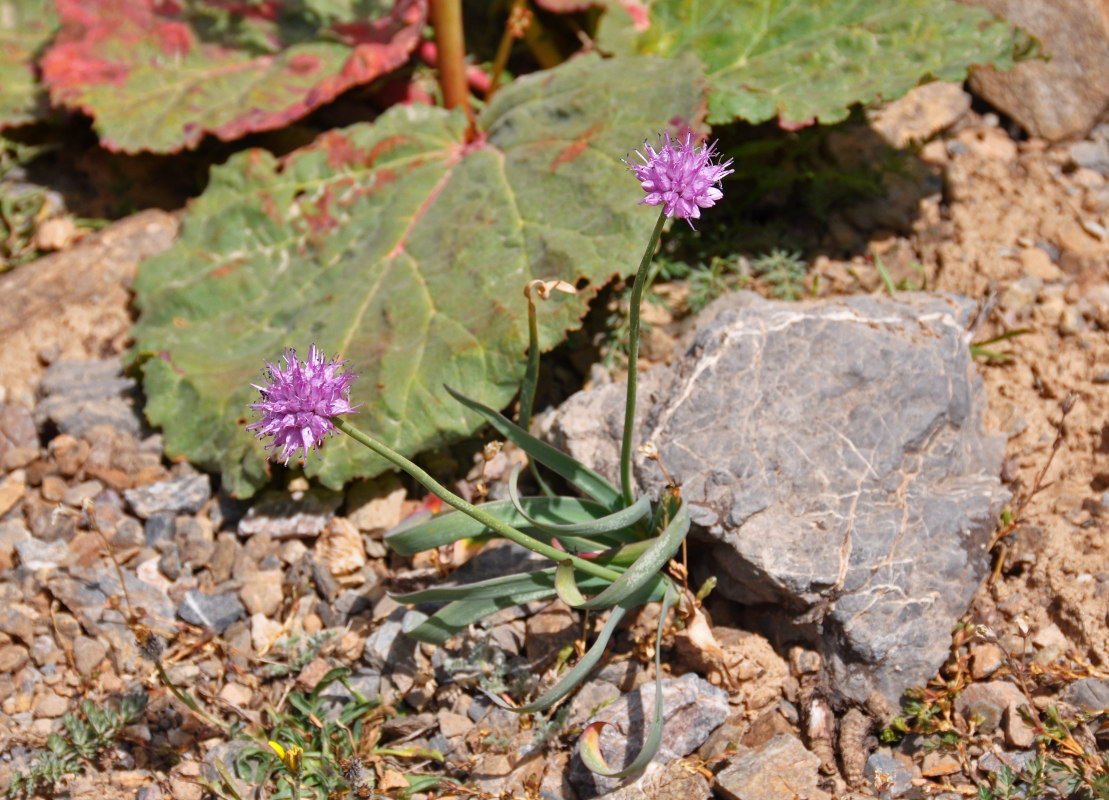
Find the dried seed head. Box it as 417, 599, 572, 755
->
135, 627, 165, 662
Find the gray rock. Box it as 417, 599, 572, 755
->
865, 752, 914, 798
542, 292, 1007, 706
112, 517, 146, 549
1070, 140, 1109, 175
33, 358, 144, 438
0, 402, 37, 449
72, 635, 109, 676
144, 511, 176, 548
14, 537, 74, 570
237, 487, 342, 539
715, 734, 822, 800
1060, 677, 1109, 712
49, 564, 175, 672
177, 589, 244, 633
570, 673, 729, 797
124, 474, 211, 519
966, 0, 1109, 141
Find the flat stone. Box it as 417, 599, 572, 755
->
72, 635, 109, 677
0, 402, 37, 450
0, 605, 36, 646
0, 469, 27, 518
570, 673, 729, 797
542, 293, 1008, 706
715, 734, 827, 800
177, 589, 244, 634
1060, 677, 1109, 712
33, 358, 143, 439
439, 710, 473, 738
867, 81, 972, 149
144, 511, 176, 548
14, 537, 74, 570
866, 751, 914, 798
123, 474, 211, 519
250, 613, 283, 654
237, 486, 342, 539
0, 645, 29, 673
239, 570, 283, 617
33, 690, 69, 719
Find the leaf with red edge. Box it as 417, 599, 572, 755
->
39, 0, 425, 153
0, 0, 58, 128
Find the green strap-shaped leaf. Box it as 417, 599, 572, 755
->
579, 582, 678, 777
446, 386, 624, 511
507, 463, 649, 540
385, 496, 626, 556
559, 500, 689, 611
483, 586, 658, 715
402, 586, 561, 645
392, 567, 610, 604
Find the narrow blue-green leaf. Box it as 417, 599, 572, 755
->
392, 568, 610, 604
484, 600, 635, 714
385, 496, 625, 555
507, 463, 649, 539
402, 586, 558, 645
572, 501, 689, 611
445, 386, 623, 511
579, 582, 677, 777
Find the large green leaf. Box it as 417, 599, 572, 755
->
0, 0, 57, 128
600, 0, 1023, 127
39, 0, 425, 153
128, 53, 706, 498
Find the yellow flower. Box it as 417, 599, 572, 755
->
268, 741, 303, 771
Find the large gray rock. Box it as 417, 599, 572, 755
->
542, 293, 1007, 706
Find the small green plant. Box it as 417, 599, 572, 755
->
751, 248, 808, 300
213, 667, 442, 800
970, 329, 1031, 363
7, 692, 148, 798
262, 630, 338, 678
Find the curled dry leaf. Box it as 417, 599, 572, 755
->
315, 517, 366, 579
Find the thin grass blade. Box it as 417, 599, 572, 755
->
401, 586, 559, 645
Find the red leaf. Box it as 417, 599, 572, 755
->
40, 0, 427, 153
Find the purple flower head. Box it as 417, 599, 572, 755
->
247, 344, 360, 465
624, 130, 734, 225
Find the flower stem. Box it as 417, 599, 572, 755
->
520, 287, 554, 496
619, 209, 667, 507
429, 0, 473, 129
333, 418, 622, 583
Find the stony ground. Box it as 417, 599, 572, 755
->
0, 82, 1107, 800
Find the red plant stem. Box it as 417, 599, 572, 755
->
429, 0, 473, 129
